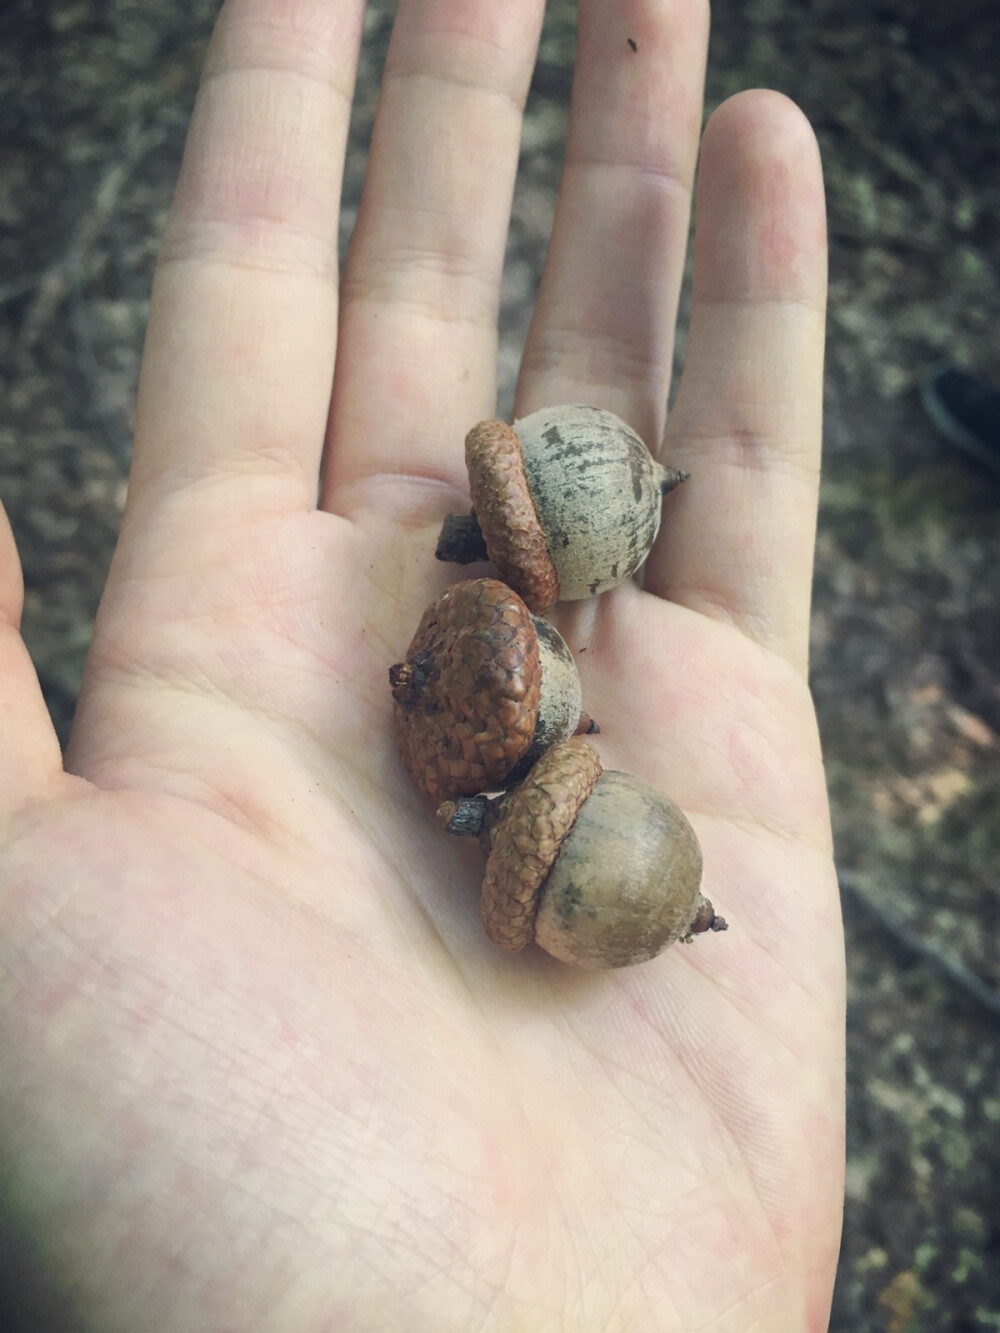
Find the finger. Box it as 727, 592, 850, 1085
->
128, 0, 365, 504
514, 0, 709, 447
324, 0, 545, 513
0, 504, 63, 818
645, 91, 828, 675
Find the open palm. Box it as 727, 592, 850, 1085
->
1, 2, 844, 1329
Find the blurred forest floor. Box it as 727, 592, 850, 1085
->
1, 1, 999, 1328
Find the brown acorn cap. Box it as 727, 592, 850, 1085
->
481, 736, 603, 951
389, 579, 542, 802
465, 420, 560, 614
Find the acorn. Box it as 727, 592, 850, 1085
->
438, 737, 726, 969
435, 405, 688, 613
389, 579, 596, 803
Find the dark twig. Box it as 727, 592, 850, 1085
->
838, 869, 1000, 1020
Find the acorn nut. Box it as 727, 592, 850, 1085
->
389, 578, 596, 803
435, 405, 688, 613
438, 737, 727, 969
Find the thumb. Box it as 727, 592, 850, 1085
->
0, 501, 63, 822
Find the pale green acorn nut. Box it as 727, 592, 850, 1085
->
435, 405, 687, 612
513, 404, 676, 602
439, 738, 725, 970
533, 769, 707, 969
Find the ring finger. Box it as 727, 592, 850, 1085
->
325, 0, 546, 515
514, 0, 709, 447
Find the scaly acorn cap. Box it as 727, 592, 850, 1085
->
389, 579, 546, 803
480, 736, 603, 950
450, 419, 559, 613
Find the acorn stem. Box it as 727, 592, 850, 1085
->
389, 662, 419, 704
689, 898, 728, 935
389, 649, 432, 705
437, 793, 511, 847
574, 712, 600, 735
437, 796, 490, 838
657, 464, 690, 495
435, 512, 489, 564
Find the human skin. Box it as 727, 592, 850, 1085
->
0, 1, 844, 1329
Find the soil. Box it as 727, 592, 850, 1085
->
2, 1, 998, 1328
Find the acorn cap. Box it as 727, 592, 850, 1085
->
465, 420, 560, 614
481, 736, 603, 951
390, 579, 542, 802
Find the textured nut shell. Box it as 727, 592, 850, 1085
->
534, 770, 704, 969
482, 738, 603, 951
510, 616, 582, 779
392, 579, 541, 801
465, 420, 560, 613
514, 404, 665, 600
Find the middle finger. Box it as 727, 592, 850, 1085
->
325, 0, 546, 513
515, 0, 709, 448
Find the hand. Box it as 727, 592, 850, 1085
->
0, 2, 843, 1329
